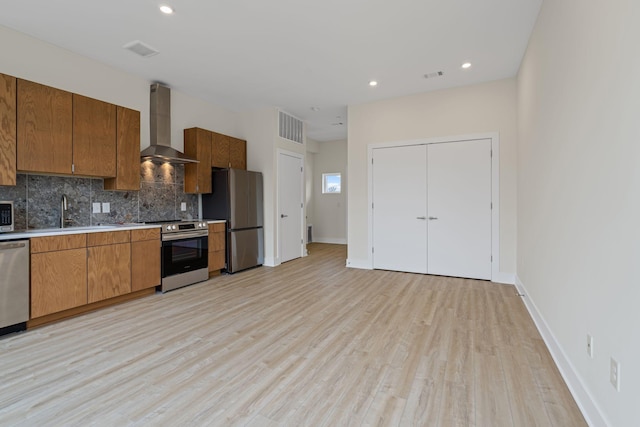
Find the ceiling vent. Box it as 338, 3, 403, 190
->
279, 111, 304, 144
123, 40, 159, 58
424, 71, 444, 79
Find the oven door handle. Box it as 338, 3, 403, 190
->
162, 231, 208, 241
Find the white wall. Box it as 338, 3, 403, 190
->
311, 139, 347, 244
240, 108, 308, 265
517, 0, 640, 425
305, 139, 319, 232
347, 79, 517, 275
0, 25, 240, 153
241, 108, 278, 265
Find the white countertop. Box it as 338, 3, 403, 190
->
0, 224, 161, 241
206, 220, 226, 224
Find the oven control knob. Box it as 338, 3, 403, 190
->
171, 225, 177, 230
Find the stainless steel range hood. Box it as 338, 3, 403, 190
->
141, 83, 198, 164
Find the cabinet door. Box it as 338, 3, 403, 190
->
0, 74, 17, 186
211, 132, 230, 168
104, 106, 141, 190
184, 127, 212, 193
208, 222, 226, 273
131, 232, 161, 291
17, 79, 73, 174
73, 94, 117, 177
229, 137, 246, 170
88, 242, 131, 303
31, 248, 87, 318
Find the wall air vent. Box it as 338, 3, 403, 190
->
279, 111, 304, 144
123, 40, 159, 58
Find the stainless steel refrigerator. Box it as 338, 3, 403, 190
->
202, 169, 264, 273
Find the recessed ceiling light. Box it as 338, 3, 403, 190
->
159, 5, 174, 14
369, 80, 378, 87
462, 62, 472, 69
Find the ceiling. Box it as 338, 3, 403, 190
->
0, 0, 541, 142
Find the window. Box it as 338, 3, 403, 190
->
322, 173, 341, 194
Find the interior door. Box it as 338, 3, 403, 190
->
372, 145, 428, 273
278, 151, 304, 263
427, 139, 492, 279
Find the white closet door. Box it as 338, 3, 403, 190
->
427, 139, 492, 280
279, 151, 304, 263
372, 145, 427, 274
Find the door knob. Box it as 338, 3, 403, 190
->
428, 216, 438, 220
281, 214, 288, 218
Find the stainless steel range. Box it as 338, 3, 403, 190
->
148, 220, 209, 292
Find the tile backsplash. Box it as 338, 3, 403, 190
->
0, 161, 198, 230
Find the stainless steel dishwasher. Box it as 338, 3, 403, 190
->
0, 239, 29, 336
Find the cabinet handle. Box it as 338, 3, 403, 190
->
281, 214, 288, 218
428, 216, 439, 220
416, 216, 426, 220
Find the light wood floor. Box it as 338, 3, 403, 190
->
0, 243, 586, 426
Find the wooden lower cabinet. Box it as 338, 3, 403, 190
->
30, 234, 88, 318
88, 242, 131, 303
131, 228, 161, 291
208, 222, 226, 274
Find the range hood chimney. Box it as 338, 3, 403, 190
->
141, 83, 198, 164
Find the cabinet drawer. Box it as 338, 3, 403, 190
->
31, 234, 86, 253
87, 230, 130, 246
131, 228, 160, 242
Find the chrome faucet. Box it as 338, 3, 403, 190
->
60, 195, 72, 228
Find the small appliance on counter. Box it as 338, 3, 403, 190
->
0, 239, 29, 336
202, 169, 264, 273
0, 201, 14, 233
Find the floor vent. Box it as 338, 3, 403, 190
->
123, 40, 159, 58
279, 111, 304, 144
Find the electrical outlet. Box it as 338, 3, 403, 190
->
92, 203, 101, 213
180, 202, 187, 211
102, 202, 110, 213
586, 334, 594, 358
610, 357, 621, 391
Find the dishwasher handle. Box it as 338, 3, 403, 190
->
0, 241, 27, 250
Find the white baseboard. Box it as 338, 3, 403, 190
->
515, 276, 607, 427
263, 257, 278, 267
346, 258, 371, 269
492, 272, 515, 285
312, 237, 347, 245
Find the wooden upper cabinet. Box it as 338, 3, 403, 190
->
0, 74, 17, 186
184, 127, 212, 194
229, 137, 246, 170
72, 94, 117, 177
104, 106, 141, 191
211, 132, 229, 168
211, 132, 246, 170
17, 79, 73, 174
